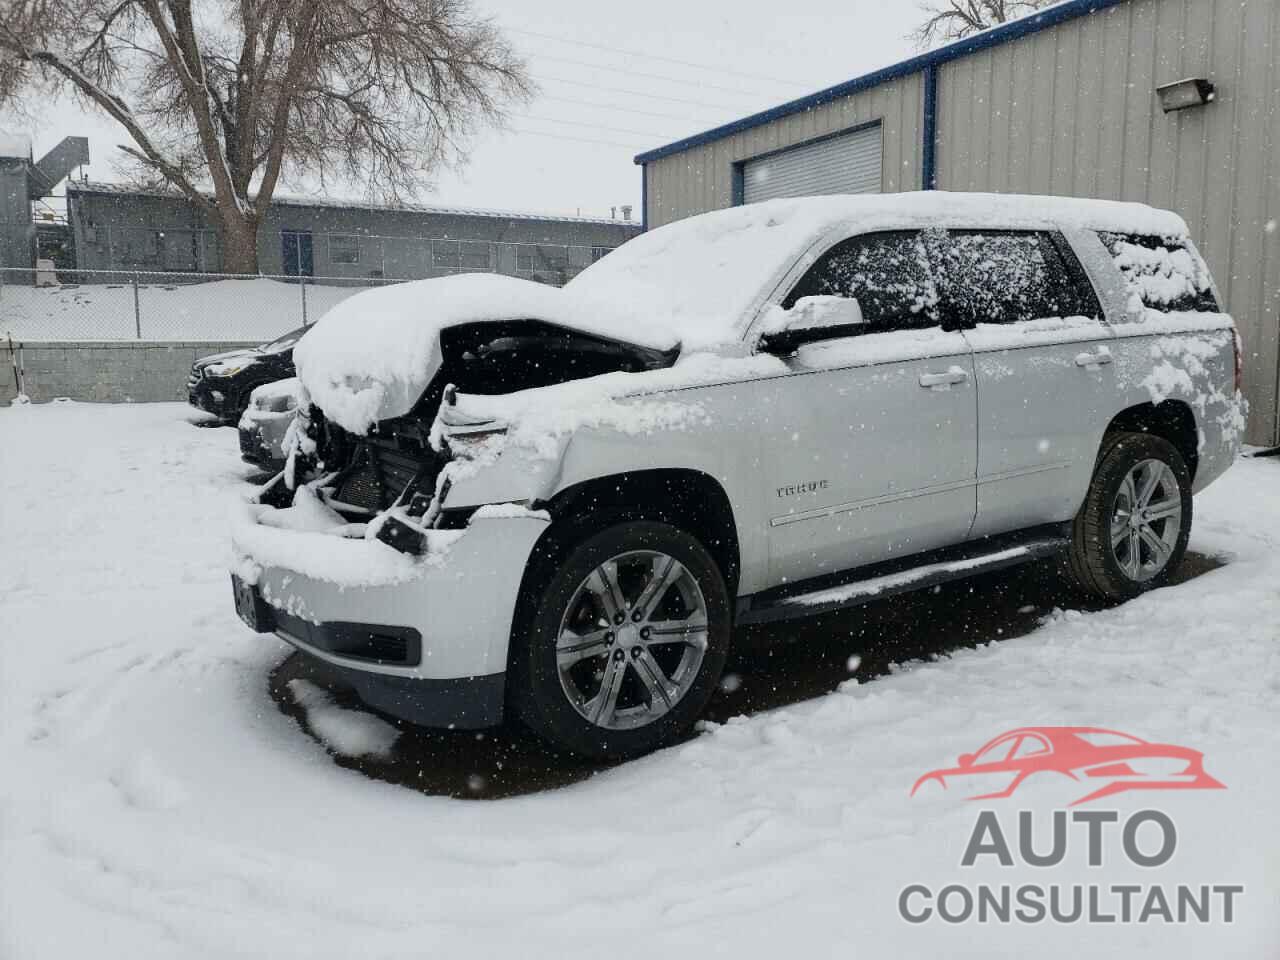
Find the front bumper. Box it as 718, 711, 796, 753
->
236, 512, 550, 728
299, 655, 506, 728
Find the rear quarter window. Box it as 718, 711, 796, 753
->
1098, 232, 1218, 313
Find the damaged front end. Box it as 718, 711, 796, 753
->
230, 318, 679, 726
261, 318, 677, 553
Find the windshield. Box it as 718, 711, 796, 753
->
565, 199, 840, 349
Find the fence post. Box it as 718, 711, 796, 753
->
300, 277, 309, 327
132, 275, 142, 339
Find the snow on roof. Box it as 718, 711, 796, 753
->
67, 180, 642, 228
293, 272, 679, 434
0, 131, 32, 159
566, 191, 1190, 347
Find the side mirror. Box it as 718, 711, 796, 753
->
758, 296, 866, 355
958, 753, 975, 768
780, 295, 864, 332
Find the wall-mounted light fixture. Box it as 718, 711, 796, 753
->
1156, 77, 1216, 113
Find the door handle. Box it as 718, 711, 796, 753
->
919, 367, 970, 390
1075, 347, 1113, 368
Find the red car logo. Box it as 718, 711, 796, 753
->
910, 726, 1225, 807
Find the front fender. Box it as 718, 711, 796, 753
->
438, 380, 768, 592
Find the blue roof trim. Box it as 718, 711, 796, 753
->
634, 0, 1128, 165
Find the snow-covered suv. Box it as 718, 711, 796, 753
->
231, 192, 1243, 761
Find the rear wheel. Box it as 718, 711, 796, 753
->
1066, 432, 1192, 601
510, 521, 731, 761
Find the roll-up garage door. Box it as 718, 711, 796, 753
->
742, 123, 882, 204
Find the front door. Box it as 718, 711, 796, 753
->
930, 229, 1114, 538
760, 230, 979, 585
281, 230, 314, 277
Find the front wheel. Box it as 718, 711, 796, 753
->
510, 521, 732, 761
1066, 432, 1192, 601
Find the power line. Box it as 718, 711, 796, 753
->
509, 27, 812, 88
531, 52, 770, 99
510, 128, 651, 150
538, 93, 683, 122
535, 74, 749, 112
518, 114, 679, 139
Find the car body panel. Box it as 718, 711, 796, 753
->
762, 332, 978, 581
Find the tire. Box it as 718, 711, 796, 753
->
509, 521, 732, 762
1065, 431, 1192, 601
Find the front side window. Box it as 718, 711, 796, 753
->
928, 230, 1099, 326
782, 230, 940, 330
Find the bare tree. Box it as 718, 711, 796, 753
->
0, 0, 532, 272
912, 0, 1058, 48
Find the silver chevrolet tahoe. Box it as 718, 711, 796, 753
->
231, 193, 1243, 761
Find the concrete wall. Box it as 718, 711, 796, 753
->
0, 340, 257, 404
936, 0, 1280, 446
643, 71, 924, 229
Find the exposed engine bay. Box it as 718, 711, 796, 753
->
263, 319, 679, 552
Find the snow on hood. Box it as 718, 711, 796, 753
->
567, 192, 1192, 350
292, 273, 680, 434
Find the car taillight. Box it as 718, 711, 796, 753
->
1233, 328, 1243, 393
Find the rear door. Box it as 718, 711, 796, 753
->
760, 230, 978, 584
934, 229, 1113, 538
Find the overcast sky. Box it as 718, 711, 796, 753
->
2, 2, 925, 219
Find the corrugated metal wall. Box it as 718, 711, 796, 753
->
644, 72, 924, 229
936, 0, 1280, 445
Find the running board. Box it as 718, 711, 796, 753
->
737, 535, 1070, 626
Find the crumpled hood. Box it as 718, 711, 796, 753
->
293, 273, 680, 434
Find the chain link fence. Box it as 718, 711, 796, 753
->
0, 239, 602, 342
0, 267, 398, 342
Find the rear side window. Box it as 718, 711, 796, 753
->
782, 230, 940, 329
1098, 232, 1218, 313
928, 229, 1101, 327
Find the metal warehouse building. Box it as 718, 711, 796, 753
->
67, 182, 642, 286
636, 0, 1280, 446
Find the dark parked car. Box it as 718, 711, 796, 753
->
187, 326, 305, 422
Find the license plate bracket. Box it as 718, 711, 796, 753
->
232, 573, 277, 633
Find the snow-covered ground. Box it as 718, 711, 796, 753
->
2, 401, 1277, 958
0, 277, 368, 341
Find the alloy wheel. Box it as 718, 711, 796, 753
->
1110, 458, 1183, 582
556, 550, 709, 731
